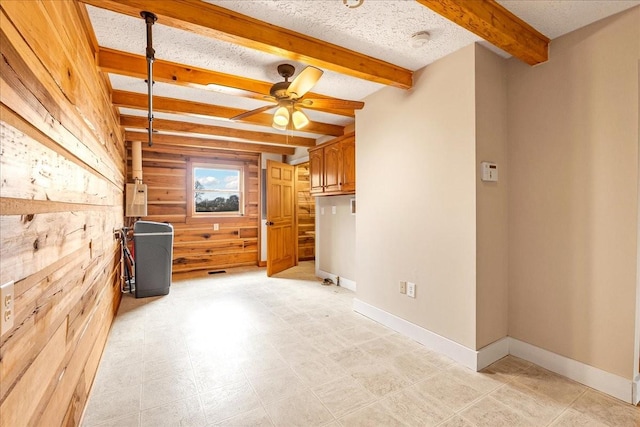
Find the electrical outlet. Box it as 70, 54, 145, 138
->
407, 282, 416, 298
213, 223, 219, 231
399, 281, 407, 294
1, 281, 15, 335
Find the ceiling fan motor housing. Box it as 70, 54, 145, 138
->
270, 81, 292, 99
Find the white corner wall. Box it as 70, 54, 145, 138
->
507, 7, 640, 379
316, 195, 356, 287
355, 44, 478, 350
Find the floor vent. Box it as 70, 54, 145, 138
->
208, 270, 227, 275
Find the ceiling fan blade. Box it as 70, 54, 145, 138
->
229, 104, 277, 121
287, 66, 323, 99
301, 98, 364, 111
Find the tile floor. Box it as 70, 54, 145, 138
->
82, 262, 640, 427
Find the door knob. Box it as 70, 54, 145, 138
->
266, 221, 274, 226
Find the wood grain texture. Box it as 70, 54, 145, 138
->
295, 163, 315, 261
82, 0, 412, 88
121, 115, 316, 147
130, 149, 261, 273
125, 130, 297, 156
113, 90, 344, 136
415, 0, 549, 65
100, 47, 363, 116
0, 2, 124, 425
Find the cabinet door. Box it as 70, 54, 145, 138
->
340, 137, 356, 193
308, 147, 324, 194
323, 142, 342, 193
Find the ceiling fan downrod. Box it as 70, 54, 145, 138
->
141, 11, 157, 147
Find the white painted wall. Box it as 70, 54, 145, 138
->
316, 195, 356, 283
356, 45, 479, 349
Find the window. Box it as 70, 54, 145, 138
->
192, 164, 243, 215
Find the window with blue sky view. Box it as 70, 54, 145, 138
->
193, 166, 242, 214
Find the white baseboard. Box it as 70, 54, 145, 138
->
317, 269, 356, 292
510, 338, 633, 404
477, 337, 510, 370
353, 299, 635, 403
353, 298, 485, 370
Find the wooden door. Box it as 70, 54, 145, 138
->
323, 141, 342, 193
266, 160, 297, 276
308, 147, 324, 194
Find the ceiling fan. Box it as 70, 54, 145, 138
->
230, 64, 327, 131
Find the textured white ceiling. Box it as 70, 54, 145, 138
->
86, 0, 640, 140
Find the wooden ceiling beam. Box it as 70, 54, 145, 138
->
99, 48, 362, 117
121, 115, 316, 147
415, 0, 549, 65
112, 90, 344, 136
125, 131, 296, 155
80, 0, 413, 88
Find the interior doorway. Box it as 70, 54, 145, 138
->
295, 162, 316, 262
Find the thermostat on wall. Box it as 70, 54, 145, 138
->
481, 162, 498, 182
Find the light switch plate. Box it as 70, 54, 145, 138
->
407, 282, 416, 298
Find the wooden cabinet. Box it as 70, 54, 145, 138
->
308, 133, 355, 196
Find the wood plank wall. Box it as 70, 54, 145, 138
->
0, 1, 125, 426
128, 147, 260, 273
296, 162, 315, 261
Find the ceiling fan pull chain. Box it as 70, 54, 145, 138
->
141, 11, 157, 147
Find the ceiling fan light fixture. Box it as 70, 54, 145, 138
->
273, 106, 290, 126
272, 121, 287, 131
292, 109, 310, 130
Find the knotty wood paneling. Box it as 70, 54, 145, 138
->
128, 147, 260, 273
0, 1, 124, 426
296, 162, 315, 261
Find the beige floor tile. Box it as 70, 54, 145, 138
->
82, 384, 141, 426
239, 349, 288, 377
247, 366, 308, 403
437, 415, 476, 427
276, 340, 322, 364
549, 408, 608, 427
383, 333, 424, 352
290, 355, 349, 385
388, 350, 440, 383
91, 412, 140, 427
514, 365, 586, 406
570, 389, 640, 427
143, 354, 193, 383
312, 376, 376, 418
192, 357, 247, 393
349, 361, 412, 398
335, 326, 380, 344
91, 361, 143, 395
445, 364, 503, 394
306, 332, 351, 354
200, 380, 262, 425
413, 372, 485, 411
328, 346, 375, 371
358, 337, 407, 360
490, 382, 567, 424
264, 390, 334, 427
84, 264, 628, 427
215, 407, 274, 426
411, 347, 456, 369
338, 402, 404, 427
141, 370, 198, 410
380, 388, 454, 426
459, 396, 532, 427
481, 355, 532, 383
139, 396, 206, 427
